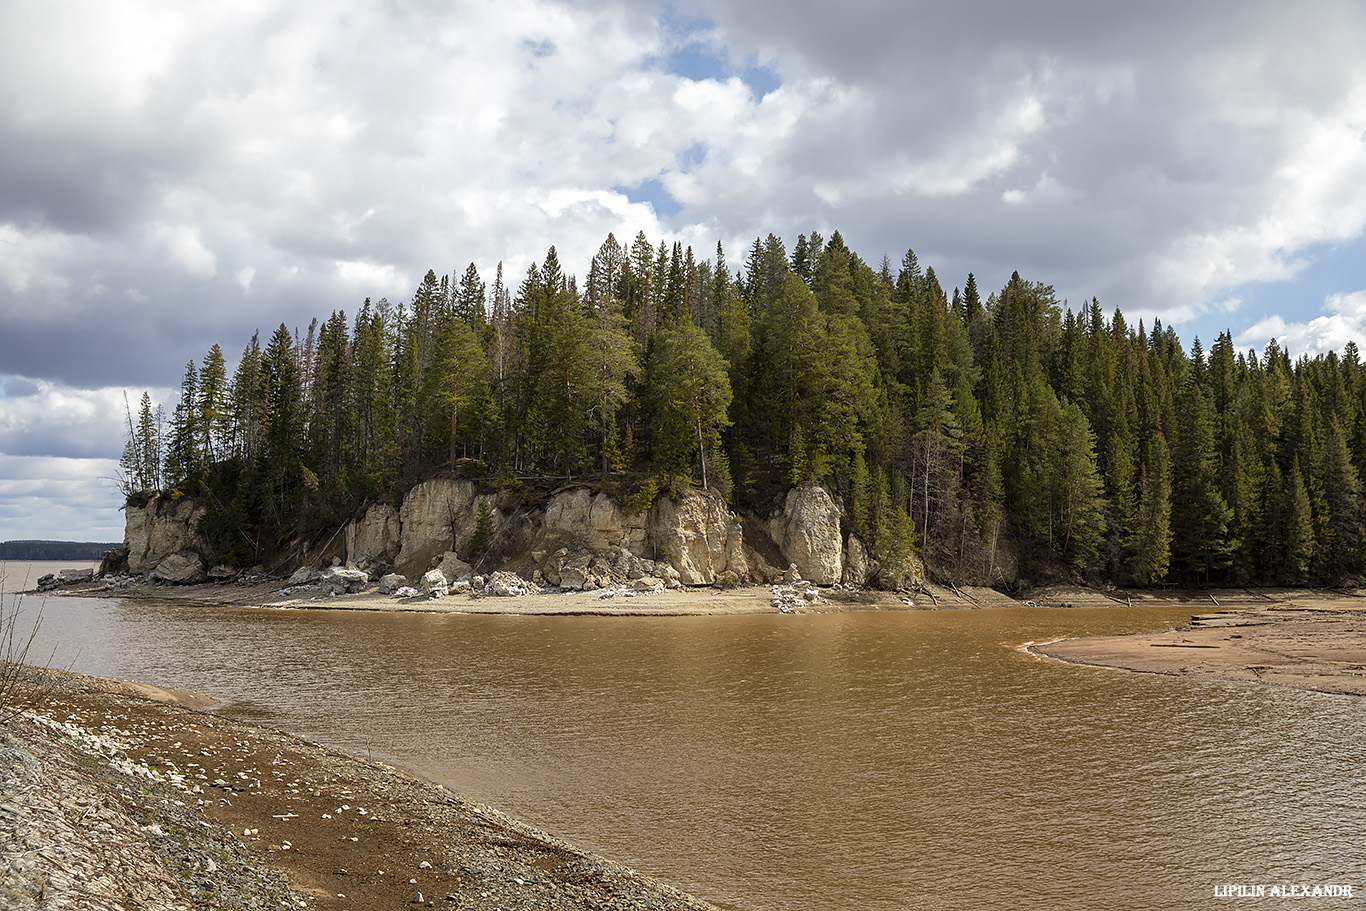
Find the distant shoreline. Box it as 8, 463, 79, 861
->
35, 572, 1366, 695
1028, 589, 1366, 696
0, 542, 117, 562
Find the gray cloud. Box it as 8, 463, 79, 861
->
4, 0, 1366, 537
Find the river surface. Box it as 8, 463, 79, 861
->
6, 562, 1366, 910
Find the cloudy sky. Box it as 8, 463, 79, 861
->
3, 0, 1366, 542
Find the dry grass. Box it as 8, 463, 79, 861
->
0, 567, 53, 724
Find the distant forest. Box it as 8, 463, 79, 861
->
119, 230, 1366, 588
0, 541, 117, 561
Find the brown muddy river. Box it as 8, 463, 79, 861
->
9, 564, 1366, 910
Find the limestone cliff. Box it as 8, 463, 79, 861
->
123, 492, 208, 583
121, 478, 885, 589
391, 479, 500, 578
766, 484, 844, 585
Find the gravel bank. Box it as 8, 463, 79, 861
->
2, 669, 721, 910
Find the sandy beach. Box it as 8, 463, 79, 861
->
41, 572, 994, 615
1029, 588, 1366, 696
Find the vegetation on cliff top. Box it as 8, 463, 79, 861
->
119, 230, 1366, 589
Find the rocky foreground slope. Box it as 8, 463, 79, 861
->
2, 669, 720, 910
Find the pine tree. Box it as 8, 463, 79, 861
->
118, 391, 162, 494
435, 318, 489, 465
1284, 458, 1315, 584
1053, 398, 1106, 572
585, 275, 638, 479
164, 360, 202, 489
1318, 419, 1363, 581
455, 263, 487, 331
199, 344, 228, 466
1127, 433, 1172, 585
643, 322, 733, 491
1170, 372, 1234, 584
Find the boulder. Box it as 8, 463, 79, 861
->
767, 484, 844, 585
150, 552, 207, 584
57, 567, 94, 585
207, 564, 239, 581
486, 571, 539, 597
287, 566, 317, 586
377, 573, 408, 595
124, 493, 207, 576
320, 567, 369, 595
98, 547, 128, 576
421, 569, 448, 598
437, 552, 472, 583
541, 547, 595, 589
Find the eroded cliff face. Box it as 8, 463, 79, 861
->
123, 493, 208, 582
344, 503, 400, 568
391, 479, 500, 578
767, 484, 844, 585
645, 489, 747, 585
524, 486, 743, 588
123, 478, 879, 589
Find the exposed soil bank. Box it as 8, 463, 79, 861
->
1030, 589, 1366, 696
2, 668, 720, 910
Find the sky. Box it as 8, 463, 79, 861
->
3, 0, 1366, 541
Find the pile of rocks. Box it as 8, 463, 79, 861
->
383, 566, 543, 600
770, 579, 825, 613
485, 570, 540, 597
35, 568, 94, 591
534, 544, 686, 592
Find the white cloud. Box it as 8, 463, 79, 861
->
0, 224, 76, 299
0, 380, 170, 460
8, 0, 1366, 534
1154, 92, 1366, 309
1235, 290, 1366, 359
0, 453, 126, 541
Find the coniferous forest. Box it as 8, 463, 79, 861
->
119, 230, 1366, 589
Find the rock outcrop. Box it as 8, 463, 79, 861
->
390, 479, 500, 578
843, 533, 871, 586
543, 488, 647, 553
120, 475, 884, 592
529, 486, 746, 588
344, 504, 400, 569
767, 484, 844, 585
124, 493, 207, 580
645, 489, 747, 585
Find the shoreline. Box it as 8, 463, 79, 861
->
34, 573, 1027, 615
2, 667, 722, 910
9, 587, 1366, 906
1028, 590, 1366, 696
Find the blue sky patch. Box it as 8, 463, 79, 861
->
614, 177, 683, 218
653, 6, 781, 99
521, 38, 556, 59
1219, 235, 1366, 354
